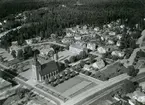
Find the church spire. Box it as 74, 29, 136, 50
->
34, 52, 38, 65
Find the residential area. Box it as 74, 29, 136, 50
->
0, 0, 145, 105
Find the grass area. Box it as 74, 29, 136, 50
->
44, 75, 95, 97
95, 62, 128, 81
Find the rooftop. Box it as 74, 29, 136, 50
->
0, 78, 11, 89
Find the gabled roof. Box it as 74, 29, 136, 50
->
0, 78, 11, 89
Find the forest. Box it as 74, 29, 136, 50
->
0, 0, 145, 49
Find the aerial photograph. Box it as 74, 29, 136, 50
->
0, 0, 145, 105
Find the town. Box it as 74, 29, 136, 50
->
0, 0, 145, 105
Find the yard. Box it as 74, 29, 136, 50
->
0, 48, 14, 62
94, 62, 128, 81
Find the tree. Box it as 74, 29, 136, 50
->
79, 51, 87, 59
80, 60, 85, 67
69, 56, 76, 63
17, 49, 24, 60
88, 55, 95, 63
64, 59, 69, 67
127, 66, 139, 77
33, 49, 40, 55
51, 33, 57, 40
122, 80, 138, 94
11, 50, 16, 58
131, 31, 141, 39
24, 46, 33, 56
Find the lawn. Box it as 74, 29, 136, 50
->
95, 62, 128, 81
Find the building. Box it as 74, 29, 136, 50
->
0, 78, 12, 93
83, 65, 92, 71
116, 41, 121, 47
69, 41, 87, 54
74, 35, 82, 41
39, 47, 54, 57
107, 39, 115, 45
62, 37, 74, 44
31, 55, 58, 82
9, 45, 22, 56
92, 59, 105, 69
111, 51, 125, 57
87, 42, 97, 51
97, 46, 107, 54
25, 37, 41, 45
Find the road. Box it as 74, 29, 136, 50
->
0, 68, 62, 105
0, 26, 22, 38
63, 73, 130, 105
26, 41, 66, 48
0, 23, 36, 39
123, 29, 145, 68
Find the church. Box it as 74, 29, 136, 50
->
32, 55, 59, 82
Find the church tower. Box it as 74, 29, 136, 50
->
31, 53, 42, 81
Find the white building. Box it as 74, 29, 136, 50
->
74, 35, 82, 41
92, 59, 105, 69
116, 41, 121, 47
25, 39, 33, 45
87, 42, 97, 51
116, 34, 122, 40
109, 32, 116, 36
69, 41, 86, 54
40, 47, 54, 57
94, 27, 100, 32
107, 39, 114, 45
111, 51, 125, 57
97, 46, 107, 54
0, 22, 2, 26
9, 45, 22, 56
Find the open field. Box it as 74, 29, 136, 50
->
44, 75, 97, 98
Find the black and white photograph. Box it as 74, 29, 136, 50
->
0, 0, 145, 105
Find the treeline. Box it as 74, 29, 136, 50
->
1, 0, 145, 49
0, 0, 51, 19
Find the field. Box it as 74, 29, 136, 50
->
44, 75, 96, 98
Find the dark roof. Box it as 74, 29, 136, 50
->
39, 60, 58, 76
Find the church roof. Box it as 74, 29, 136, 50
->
33, 56, 58, 76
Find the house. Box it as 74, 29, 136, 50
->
111, 51, 125, 57
94, 27, 100, 32
32, 55, 59, 81
83, 65, 91, 71
62, 37, 74, 44
131, 91, 145, 105
92, 59, 105, 69
74, 35, 82, 41
116, 34, 122, 40
69, 41, 87, 54
39, 47, 54, 57
87, 42, 97, 51
97, 46, 107, 54
9, 45, 22, 56
0, 22, 2, 26
25, 39, 33, 45
109, 32, 116, 36
11, 41, 18, 46
116, 41, 121, 47
25, 37, 41, 45
107, 39, 115, 45
0, 78, 12, 93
